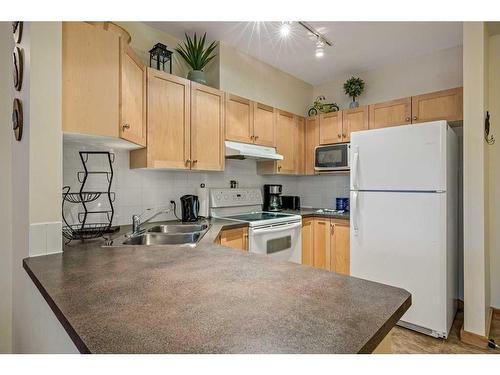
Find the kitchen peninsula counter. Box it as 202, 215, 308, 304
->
23, 219, 409, 354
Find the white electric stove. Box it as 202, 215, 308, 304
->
206, 188, 302, 263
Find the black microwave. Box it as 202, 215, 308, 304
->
314, 143, 350, 171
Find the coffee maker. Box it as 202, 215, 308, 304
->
263, 184, 282, 212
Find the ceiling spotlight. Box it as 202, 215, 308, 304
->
315, 39, 325, 58
280, 22, 291, 37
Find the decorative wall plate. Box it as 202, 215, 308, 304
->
12, 98, 23, 142
13, 46, 23, 91
12, 22, 23, 43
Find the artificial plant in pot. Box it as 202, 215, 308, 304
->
175, 33, 218, 85
343, 76, 365, 108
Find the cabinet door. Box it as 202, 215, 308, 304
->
225, 94, 253, 144
305, 116, 319, 175
342, 106, 368, 142
62, 22, 120, 138
411, 87, 463, 124
313, 218, 330, 270
369, 97, 411, 129
253, 102, 276, 146
330, 221, 350, 275
219, 227, 248, 251
302, 218, 314, 266
143, 69, 190, 169
190, 83, 225, 171
276, 110, 297, 174
120, 42, 147, 146
296, 116, 305, 175
319, 111, 343, 144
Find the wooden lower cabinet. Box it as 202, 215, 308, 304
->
313, 218, 330, 270
301, 218, 314, 266
217, 227, 248, 251
301, 217, 350, 275
330, 220, 350, 275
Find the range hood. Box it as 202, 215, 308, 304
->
225, 141, 283, 161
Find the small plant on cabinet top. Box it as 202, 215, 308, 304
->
343, 76, 365, 108
175, 33, 218, 85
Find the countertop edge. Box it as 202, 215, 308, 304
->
359, 294, 412, 353
23, 258, 91, 354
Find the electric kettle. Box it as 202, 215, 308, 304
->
180, 195, 199, 222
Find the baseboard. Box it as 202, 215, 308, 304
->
460, 307, 494, 348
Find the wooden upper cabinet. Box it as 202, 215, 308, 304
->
296, 117, 305, 175
343, 106, 368, 142
319, 111, 343, 144
120, 42, 147, 146
302, 218, 314, 266
369, 97, 411, 129
276, 110, 297, 174
411, 87, 463, 124
131, 69, 190, 169
313, 218, 330, 270
330, 220, 350, 275
190, 83, 225, 171
62, 22, 120, 138
225, 94, 253, 144
305, 116, 319, 175
253, 102, 276, 146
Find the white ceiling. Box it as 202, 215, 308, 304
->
148, 22, 463, 86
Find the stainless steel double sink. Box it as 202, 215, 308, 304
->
105, 222, 210, 247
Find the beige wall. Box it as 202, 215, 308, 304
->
29, 22, 62, 224
117, 22, 219, 88
313, 45, 463, 110
488, 34, 500, 309
219, 43, 313, 115
463, 22, 490, 336
0, 22, 13, 353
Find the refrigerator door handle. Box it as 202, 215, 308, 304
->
352, 146, 359, 189
352, 191, 359, 236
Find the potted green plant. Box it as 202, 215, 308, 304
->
343, 76, 365, 108
175, 33, 218, 85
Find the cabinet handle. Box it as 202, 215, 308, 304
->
254, 135, 259, 140
122, 124, 130, 130
192, 160, 198, 164
186, 159, 191, 166
413, 115, 417, 121
250, 135, 255, 140
405, 117, 410, 122
337, 134, 341, 138
278, 165, 282, 171
342, 134, 346, 138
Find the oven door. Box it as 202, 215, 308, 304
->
315, 143, 350, 171
249, 221, 302, 264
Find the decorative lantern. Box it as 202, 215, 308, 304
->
148, 43, 173, 73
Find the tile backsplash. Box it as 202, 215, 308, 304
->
63, 142, 349, 226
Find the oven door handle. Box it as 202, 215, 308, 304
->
251, 222, 302, 234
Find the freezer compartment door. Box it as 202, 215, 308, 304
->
350, 121, 447, 191
350, 191, 448, 336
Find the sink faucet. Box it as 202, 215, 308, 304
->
131, 205, 173, 235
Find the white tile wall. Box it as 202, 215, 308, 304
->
29, 222, 62, 257
63, 142, 349, 225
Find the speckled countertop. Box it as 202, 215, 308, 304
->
23, 218, 409, 354
282, 208, 350, 220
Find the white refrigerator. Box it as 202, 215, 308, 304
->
350, 120, 458, 338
